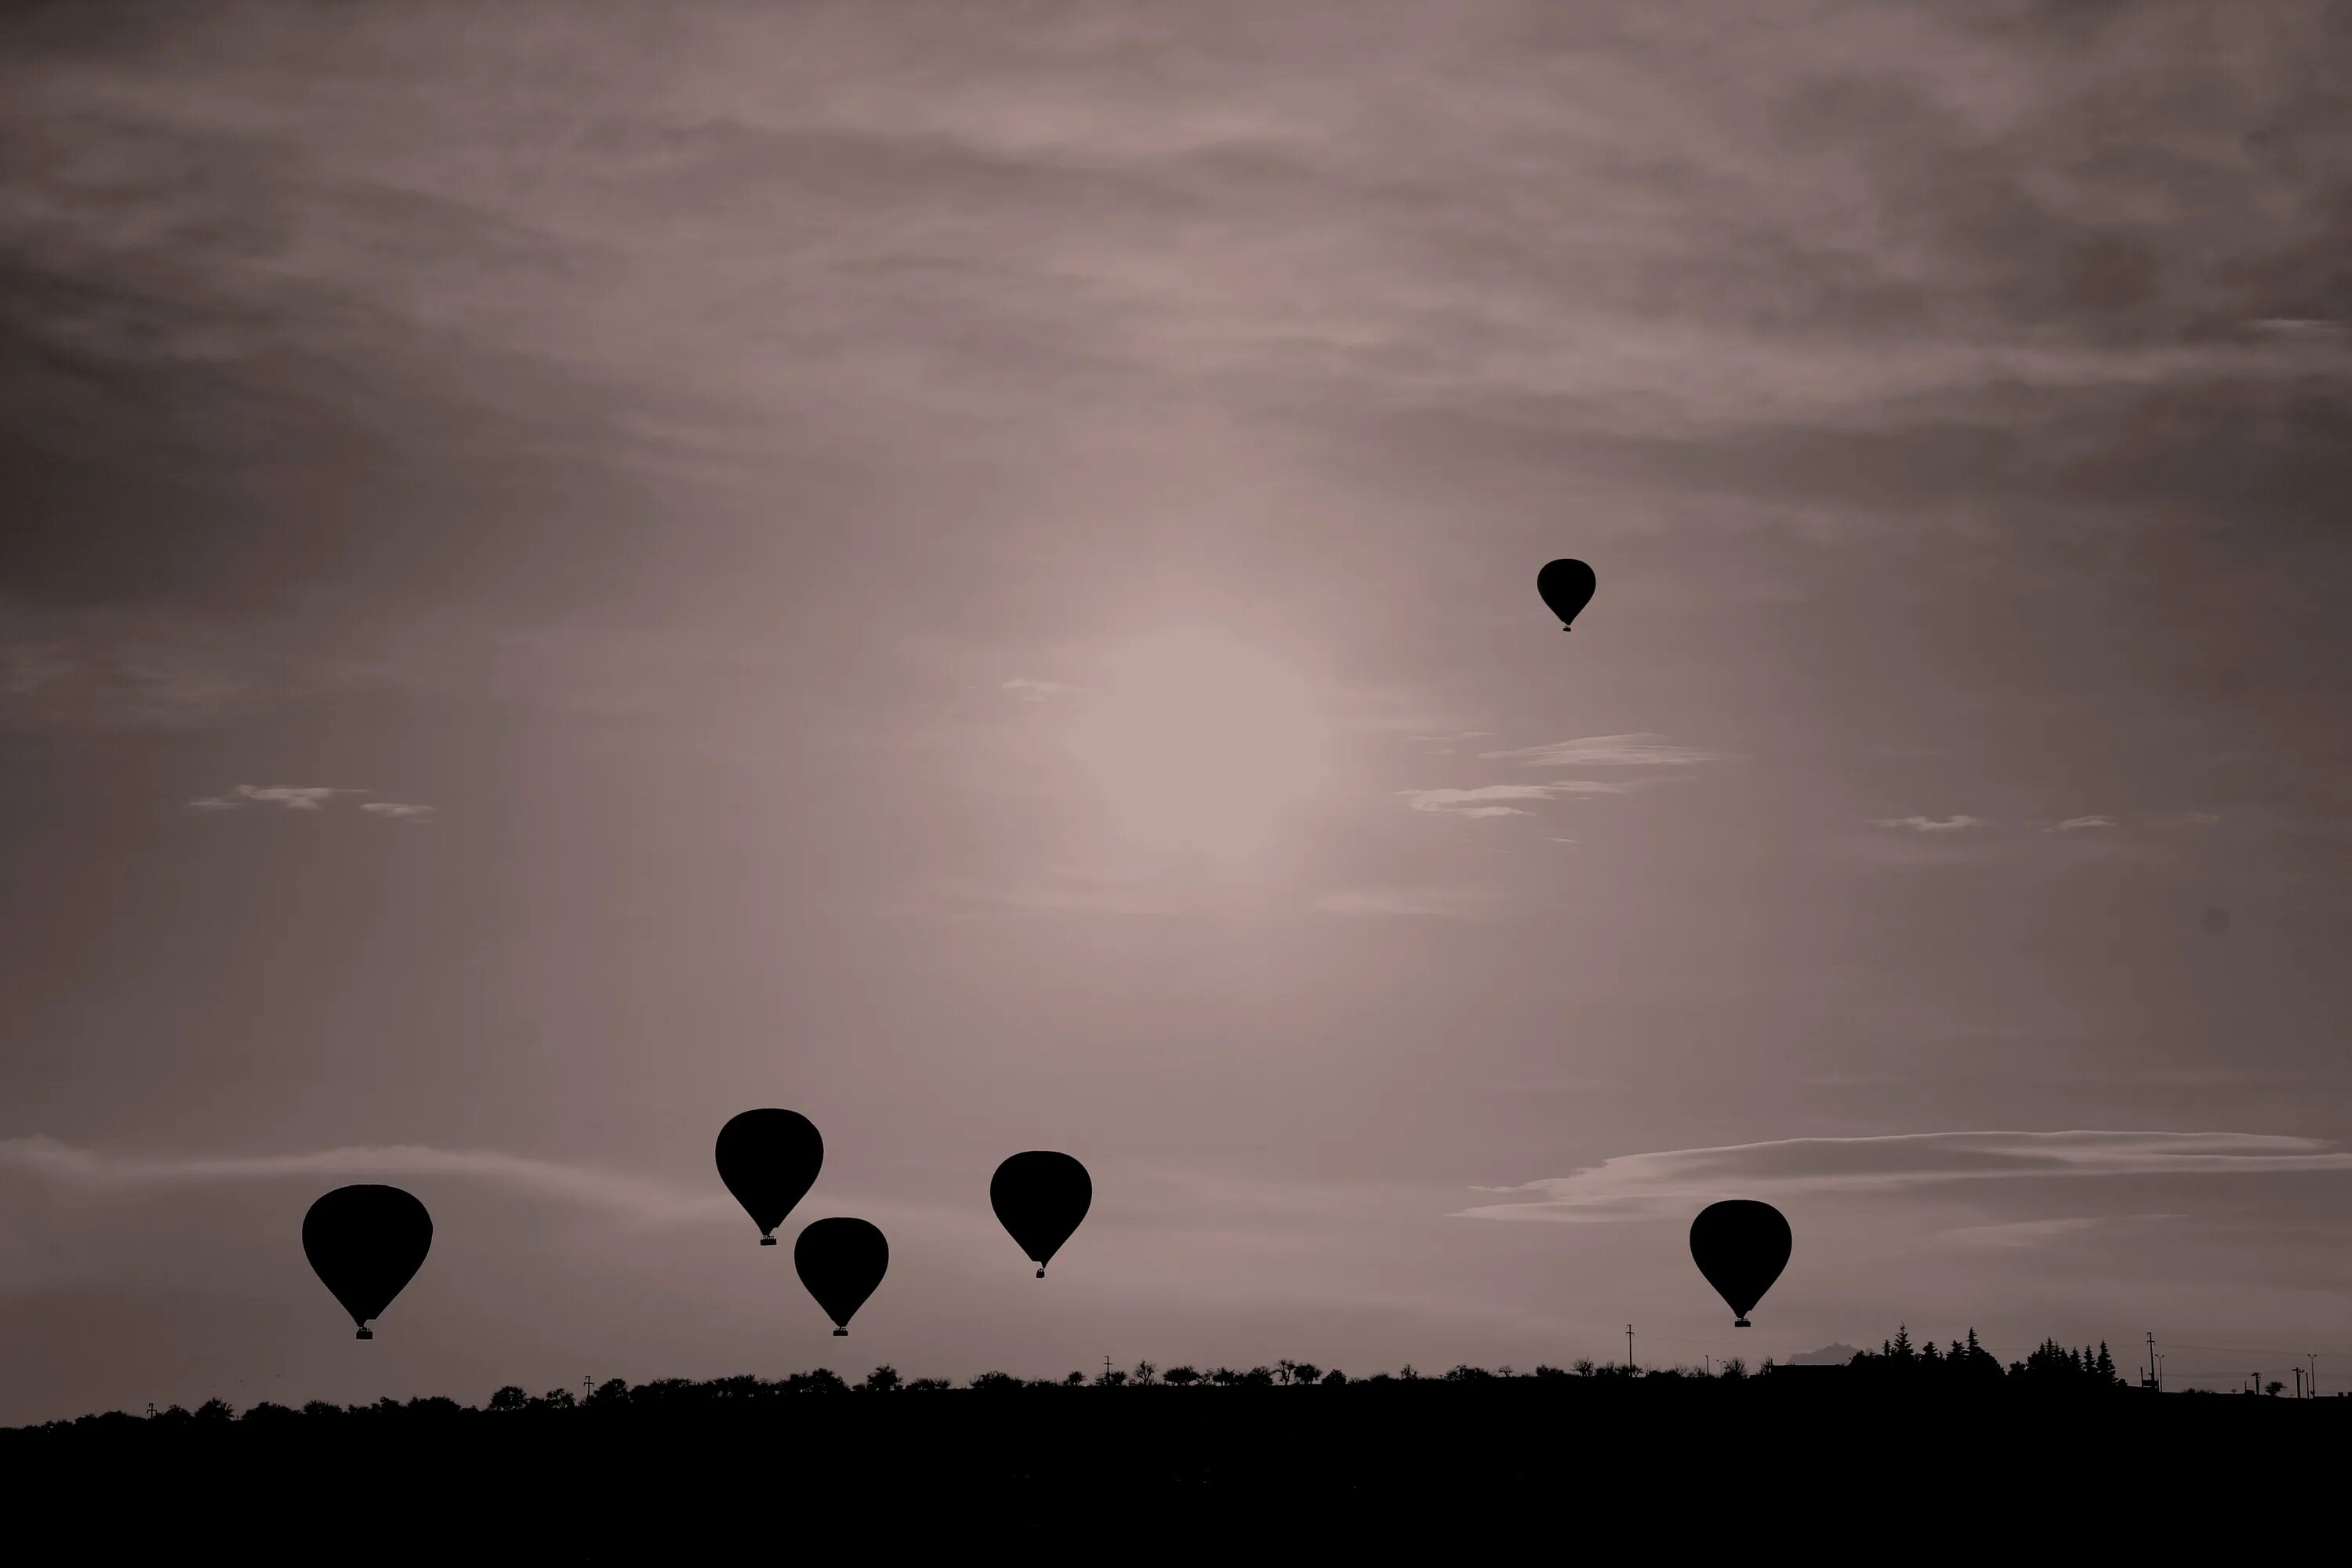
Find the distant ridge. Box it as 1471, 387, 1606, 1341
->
1787, 1342, 1862, 1366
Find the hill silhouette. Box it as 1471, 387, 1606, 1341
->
6, 1324, 2339, 1551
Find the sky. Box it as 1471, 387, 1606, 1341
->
2, 0, 2350, 1423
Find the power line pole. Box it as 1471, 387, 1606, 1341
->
2310, 1354, 2319, 1399
2145, 1330, 2158, 1391
1626, 1324, 1635, 1370
1104, 1355, 1112, 1383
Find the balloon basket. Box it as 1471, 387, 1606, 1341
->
832, 1328, 848, 1337
760, 1236, 777, 1246
1735, 1318, 1751, 1328
356, 1328, 374, 1341
1035, 1266, 1045, 1279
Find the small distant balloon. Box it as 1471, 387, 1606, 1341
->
1689, 1200, 1791, 1327
715, 1109, 823, 1246
1537, 559, 1597, 630
794, 1218, 887, 1335
303, 1185, 432, 1341
990, 1151, 1092, 1278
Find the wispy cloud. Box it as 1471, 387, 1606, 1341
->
2047, 815, 2118, 833
1002, 677, 1088, 702
1870, 815, 1987, 833
1936, 1216, 2103, 1250
1397, 782, 1637, 818
187, 785, 361, 812
359, 801, 436, 822
185, 784, 430, 818
0, 1134, 728, 1229
1458, 1131, 2352, 1223
1478, 733, 1721, 768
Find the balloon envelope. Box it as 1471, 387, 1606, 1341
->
990, 1151, 1092, 1277
794, 1218, 887, 1334
1537, 558, 1598, 628
303, 1185, 432, 1338
715, 1108, 823, 1243
1689, 1200, 1791, 1326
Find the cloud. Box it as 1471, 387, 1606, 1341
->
1870, 815, 1986, 833
0, 1134, 728, 1229
1397, 782, 1636, 818
1478, 733, 1721, 768
1458, 1131, 2352, 1222
1408, 732, 1494, 744
1002, 677, 1088, 702
1936, 1216, 2103, 1250
1314, 887, 1494, 919
359, 801, 436, 821
2048, 815, 2117, 833
185, 784, 360, 812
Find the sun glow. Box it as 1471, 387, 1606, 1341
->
1065, 629, 1329, 863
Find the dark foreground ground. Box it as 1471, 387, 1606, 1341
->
9, 1383, 2343, 1554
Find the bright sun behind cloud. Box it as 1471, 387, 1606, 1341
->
1065, 629, 1329, 863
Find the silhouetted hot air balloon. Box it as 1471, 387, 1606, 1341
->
990, 1151, 1091, 1278
1537, 558, 1598, 630
302, 1185, 432, 1341
715, 1108, 823, 1246
1690, 1200, 1791, 1327
794, 1218, 887, 1336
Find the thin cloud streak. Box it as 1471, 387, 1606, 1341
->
359, 801, 436, 821
1478, 733, 1721, 768
1458, 1131, 2352, 1222
2049, 815, 2118, 833
1871, 815, 1987, 833
0, 1134, 731, 1229
1398, 782, 1636, 818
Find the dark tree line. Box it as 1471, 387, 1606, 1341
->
3, 1322, 2194, 1436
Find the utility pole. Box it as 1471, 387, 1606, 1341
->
1104, 1355, 1112, 1382
2145, 1331, 2158, 1390
1704, 1355, 1712, 1377
1626, 1324, 1635, 1370
2293, 1367, 2303, 1399
2310, 1354, 2319, 1398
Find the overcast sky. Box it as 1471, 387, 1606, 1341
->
4, 0, 2350, 1423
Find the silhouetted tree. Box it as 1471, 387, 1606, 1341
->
971, 1371, 1021, 1392
1209, 1368, 1240, 1387
1131, 1361, 1158, 1387
861, 1366, 902, 1393
906, 1378, 953, 1392
194, 1399, 234, 1422
1163, 1367, 1202, 1387
1320, 1369, 1346, 1385
1292, 1363, 1323, 1386
587, 1378, 630, 1407
1063, 1370, 1087, 1388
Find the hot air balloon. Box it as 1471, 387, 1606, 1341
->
990, 1151, 1091, 1278
1689, 1200, 1791, 1327
1537, 558, 1597, 630
302, 1185, 432, 1341
715, 1108, 823, 1246
794, 1218, 887, 1336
